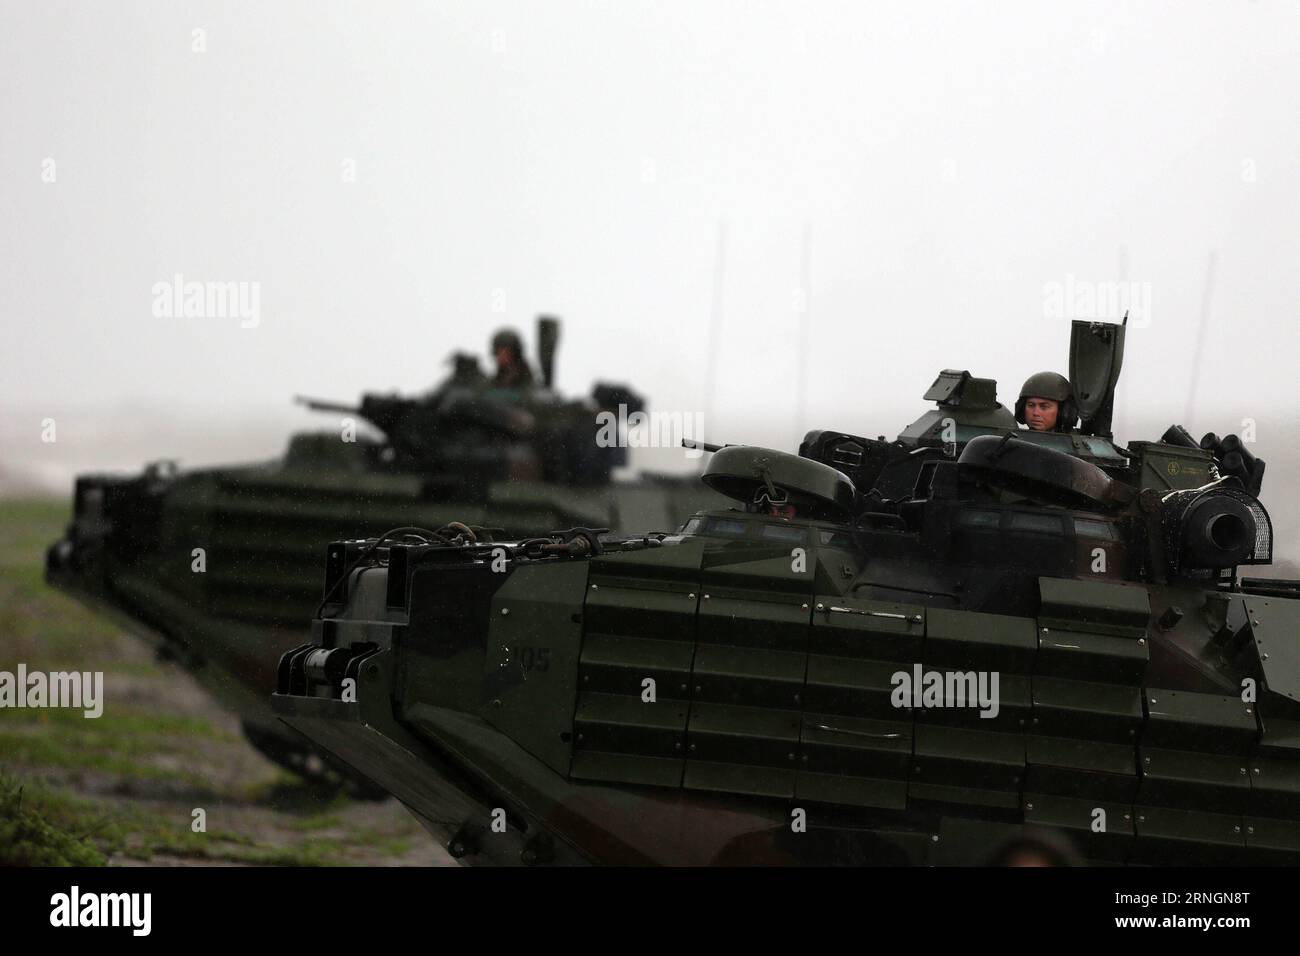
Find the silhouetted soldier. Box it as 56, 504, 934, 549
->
491, 328, 535, 389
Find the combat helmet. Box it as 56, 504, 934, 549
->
1014, 371, 1077, 431
491, 328, 525, 361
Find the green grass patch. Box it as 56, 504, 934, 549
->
0, 498, 132, 666
286, 812, 345, 832
7, 774, 361, 865
0, 501, 400, 867
0, 499, 72, 568
0, 577, 130, 667
1, 703, 229, 739
0, 699, 237, 787
0, 732, 205, 785
0, 773, 105, 866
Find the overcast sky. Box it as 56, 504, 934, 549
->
2, 1, 1297, 485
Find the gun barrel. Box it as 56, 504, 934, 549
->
295, 396, 361, 416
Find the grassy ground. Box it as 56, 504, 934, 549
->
0, 498, 452, 866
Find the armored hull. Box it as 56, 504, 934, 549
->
45, 318, 724, 784
269, 320, 1299, 861
47, 457, 719, 780
271, 495, 1299, 864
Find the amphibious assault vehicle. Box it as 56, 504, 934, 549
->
46, 317, 723, 787
272, 319, 1300, 862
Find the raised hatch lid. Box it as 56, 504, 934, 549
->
702, 446, 856, 521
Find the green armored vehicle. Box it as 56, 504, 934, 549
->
46, 317, 724, 787
272, 319, 1298, 863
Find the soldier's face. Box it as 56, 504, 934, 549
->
495, 346, 513, 368
1024, 397, 1059, 432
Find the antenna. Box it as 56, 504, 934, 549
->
701, 219, 728, 443
795, 222, 812, 443
1185, 250, 1217, 426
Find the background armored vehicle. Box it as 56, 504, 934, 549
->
272, 319, 1299, 862
46, 317, 724, 787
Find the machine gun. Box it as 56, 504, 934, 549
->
295, 317, 647, 485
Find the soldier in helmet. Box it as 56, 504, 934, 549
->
490, 328, 535, 389
1015, 371, 1077, 433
